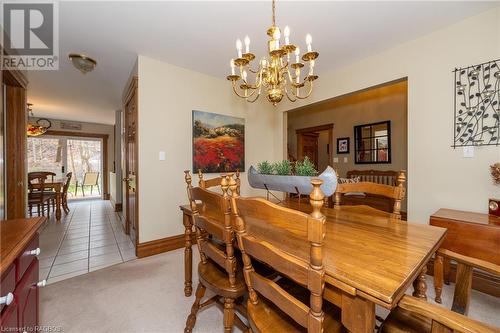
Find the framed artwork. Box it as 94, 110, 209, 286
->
192, 110, 245, 173
336, 137, 350, 154
354, 120, 391, 164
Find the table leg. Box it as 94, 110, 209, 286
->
55, 190, 62, 221
183, 212, 193, 297
412, 266, 428, 300
434, 253, 444, 303
341, 293, 375, 333
443, 257, 451, 285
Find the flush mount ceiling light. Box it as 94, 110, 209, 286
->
68, 53, 97, 74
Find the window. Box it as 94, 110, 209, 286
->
354, 121, 391, 164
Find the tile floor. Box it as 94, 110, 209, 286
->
38, 200, 136, 285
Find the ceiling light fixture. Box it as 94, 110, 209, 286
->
69, 53, 97, 74
227, 0, 319, 105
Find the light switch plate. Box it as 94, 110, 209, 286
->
343, 157, 348, 163
159, 151, 166, 161
463, 146, 474, 158
333, 157, 339, 163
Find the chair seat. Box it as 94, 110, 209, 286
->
28, 192, 56, 204
197, 259, 246, 299
379, 307, 432, 333
247, 278, 345, 333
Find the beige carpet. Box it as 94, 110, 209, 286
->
41, 248, 500, 332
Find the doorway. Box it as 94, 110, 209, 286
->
296, 124, 333, 172
27, 136, 104, 199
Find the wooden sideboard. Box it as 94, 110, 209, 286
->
0, 217, 46, 331
430, 208, 500, 301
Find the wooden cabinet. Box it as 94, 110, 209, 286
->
430, 209, 500, 299
0, 217, 45, 331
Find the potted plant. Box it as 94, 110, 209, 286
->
248, 157, 337, 196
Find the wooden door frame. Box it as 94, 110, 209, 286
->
3, 68, 28, 219
43, 130, 109, 200
122, 76, 138, 246
296, 124, 333, 167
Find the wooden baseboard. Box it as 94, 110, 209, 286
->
114, 203, 122, 212
427, 259, 500, 298
136, 234, 186, 258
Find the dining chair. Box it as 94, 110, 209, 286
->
28, 174, 55, 217
334, 170, 406, 219
198, 169, 240, 194
230, 178, 343, 333
184, 174, 248, 333
75, 171, 100, 196
61, 172, 72, 214
379, 249, 500, 333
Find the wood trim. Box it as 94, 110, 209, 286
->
44, 130, 109, 200
427, 258, 500, 298
295, 123, 334, 134
114, 203, 123, 212
137, 234, 187, 258
3, 69, 28, 89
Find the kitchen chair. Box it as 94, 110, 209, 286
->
230, 178, 344, 333
184, 175, 248, 333
61, 172, 72, 214
334, 170, 406, 219
28, 174, 55, 217
379, 249, 500, 333
75, 171, 100, 196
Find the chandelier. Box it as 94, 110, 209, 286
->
26, 103, 51, 137
226, 0, 319, 106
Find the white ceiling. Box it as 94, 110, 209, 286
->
26, 1, 499, 125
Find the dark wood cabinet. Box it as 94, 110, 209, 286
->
1, 217, 45, 331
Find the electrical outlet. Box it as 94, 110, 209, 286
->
333, 157, 339, 163
159, 151, 166, 161
463, 146, 474, 158
343, 157, 348, 163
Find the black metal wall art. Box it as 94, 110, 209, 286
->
453, 59, 499, 147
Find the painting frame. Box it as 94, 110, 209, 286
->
192, 110, 245, 173
337, 137, 350, 154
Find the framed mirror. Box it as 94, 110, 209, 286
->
354, 121, 391, 164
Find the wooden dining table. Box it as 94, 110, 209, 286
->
30, 180, 64, 221
179, 200, 447, 333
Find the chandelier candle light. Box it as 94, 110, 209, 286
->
227, 0, 319, 105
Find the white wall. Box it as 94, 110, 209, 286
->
137, 55, 277, 243
278, 7, 500, 223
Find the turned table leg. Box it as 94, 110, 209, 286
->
55, 188, 62, 221
434, 253, 444, 303
412, 266, 428, 300
183, 212, 193, 297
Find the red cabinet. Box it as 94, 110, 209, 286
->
1, 231, 41, 331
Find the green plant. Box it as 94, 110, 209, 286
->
273, 160, 292, 176
257, 161, 274, 175
295, 156, 317, 176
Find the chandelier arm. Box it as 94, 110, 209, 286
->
284, 85, 298, 103
295, 81, 314, 100
231, 82, 251, 99
232, 80, 260, 100
246, 90, 261, 103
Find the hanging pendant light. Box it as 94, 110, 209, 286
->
26, 103, 51, 137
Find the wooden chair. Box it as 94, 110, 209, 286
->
75, 171, 100, 196
28, 174, 55, 217
28, 171, 56, 183
61, 172, 72, 214
184, 174, 248, 333
230, 178, 343, 333
334, 170, 406, 219
198, 169, 240, 194
379, 249, 500, 333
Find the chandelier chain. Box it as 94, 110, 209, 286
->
272, 0, 276, 26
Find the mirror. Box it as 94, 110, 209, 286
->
354, 121, 391, 164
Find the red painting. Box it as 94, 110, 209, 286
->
192, 111, 245, 173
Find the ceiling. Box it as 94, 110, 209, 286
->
26, 1, 498, 125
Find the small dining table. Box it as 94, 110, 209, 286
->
179, 200, 447, 333
30, 180, 64, 221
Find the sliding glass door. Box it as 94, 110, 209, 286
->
27, 136, 103, 198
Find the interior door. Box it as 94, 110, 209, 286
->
123, 78, 138, 246
299, 133, 319, 168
